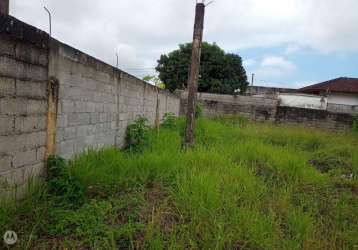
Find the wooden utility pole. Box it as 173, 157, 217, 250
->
0, 0, 9, 15
185, 2, 205, 147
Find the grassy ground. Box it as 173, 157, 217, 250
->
1, 116, 357, 249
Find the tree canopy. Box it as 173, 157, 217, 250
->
156, 42, 249, 94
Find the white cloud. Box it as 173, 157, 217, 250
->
253, 80, 317, 89
284, 45, 301, 54
261, 56, 296, 70
9, 0, 358, 78
255, 56, 297, 79
243, 59, 257, 68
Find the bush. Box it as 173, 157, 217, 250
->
195, 103, 203, 119
125, 116, 150, 152
161, 112, 177, 129
353, 115, 358, 132
47, 156, 85, 207
213, 114, 249, 127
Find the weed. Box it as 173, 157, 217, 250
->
126, 116, 150, 152
47, 155, 85, 207
195, 103, 203, 118
213, 114, 249, 127
1, 118, 357, 249
353, 115, 358, 132
161, 112, 177, 129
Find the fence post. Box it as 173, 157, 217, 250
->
0, 0, 9, 15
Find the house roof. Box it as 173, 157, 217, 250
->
300, 77, 358, 94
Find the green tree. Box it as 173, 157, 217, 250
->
156, 42, 249, 94
143, 75, 165, 89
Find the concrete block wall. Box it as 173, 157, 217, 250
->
327, 103, 358, 114
179, 90, 354, 131
50, 40, 119, 159
180, 91, 279, 121
50, 42, 180, 159
276, 106, 354, 131
0, 16, 49, 198
1, 15, 180, 197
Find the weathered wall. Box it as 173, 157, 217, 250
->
245, 85, 296, 95
276, 106, 354, 130
0, 15, 49, 197
180, 91, 279, 121
278, 93, 327, 110
50, 40, 179, 159
180, 91, 355, 130
328, 93, 358, 106
0, 15, 180, 197
327, 103, 358, 114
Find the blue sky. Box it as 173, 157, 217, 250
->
237, 46, 358, 88
10, 0, 358, 89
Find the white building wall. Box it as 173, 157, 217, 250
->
279, 93, 327, 110
327, 93, 358, 106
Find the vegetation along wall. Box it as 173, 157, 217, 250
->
0, 15, 180, 198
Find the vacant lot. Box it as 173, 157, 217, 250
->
1, 117, 357, 249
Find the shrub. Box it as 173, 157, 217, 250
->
353, 115, 358, 132
47, 156, 85, 207
126, 116, 150, 152
213, 114, 249, 127
195, 103, 203, 119
161, 112, 177, 129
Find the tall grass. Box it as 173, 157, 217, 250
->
1, 117, 357, 249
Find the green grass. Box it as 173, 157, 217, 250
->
1, 117, 357, 249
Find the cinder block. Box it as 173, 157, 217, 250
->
0, 97, 27, 115
0, 115, 14, 135
84, 135, 95, 146
76, 125, 88, 137
0, 56, 47, 81
15, 42, 48, 66
56, 140, 75, 157
28, 99, 48, 114
73, 101, 86, 113
35, 146, 46, 161
1, 167, 25, 186
0, 131, 46, 153
56, 128, 64, 143
16, 80, 47, 99
64, 127, 76, 140
0, 37, 15, 56
90, 113, 100, 124
64, 86, 82, 100
0, 154, 12, 172
77, 113, 90, 125
14, 115, 46, 133
99, 113, 108, 123
0, 97, 47, 115
56, 114, 68, 128
86, 102, 96, 113
67, 113, 79, 126
23, 162, 45, 181
95, 103, 104, 113
12, 149, 38, 168
61, 100, 74, 113
0, 77, 16, 96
